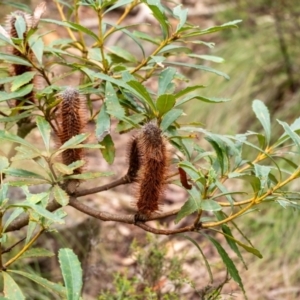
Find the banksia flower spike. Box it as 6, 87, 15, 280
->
126, 136, 142, 182
135, 123, 170, 217
56, 87, 87, 174
5, 3, 46, 110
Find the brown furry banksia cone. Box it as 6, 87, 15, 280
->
56, 87, 87, 174
5, 3, 46, 110
126, 136, 141, 182
135, 123, 170, 217
6, 11, 34, 107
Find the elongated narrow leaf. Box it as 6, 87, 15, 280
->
29, 37, 44, 65
108, 46, 137, 63
52, 185, 69, 206
173, 5, 188, 32
179, 234, 213, 283
206, 235, 246, 295
53, 163, 74, 175
160, 108, 182, 131
147, 2, 169, 38
65, 171, 114, 180
277, 120, 300, 152
66, 21, 99, 40
104, 0, 135, 14
0, 84, 33, 102
221, 225, 247, 269
156, 94, 176, 117
36, 117, 51, 152
175, 85, 205, 99
166, 61, 230, 80
3, 168, 46, 180
0, 183, 8, 206
127, 80, 156, 112
11, 72, 35, 92
0, 156, 9, 172
58, 248, 83, 300
201, 199, 222, 211
96, 103, 110, 142
59, 134, 89, 149
175, 94, 230, 106
19, 248, 54, 259
158, 67, 176, 96
3, 208, 23, 232
189, 54, 224, 63
175, 187, 201, 223
11, 203, 64, 224
8, 270, 66, 297
252, 100, 271, 145
105, 81, 125, 120
25, 220, 37, 245
0, 54, 31, 67
3, 272, 25, 300
100, 134, 115, 164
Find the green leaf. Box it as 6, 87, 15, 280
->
3, 208, 23, 232
66, 21, 99, 40
127, 80, 156, 112
252, 100, 271, 146
105, 81, 125, 120
158, 67, 176, 96
36, 116, 51, 152
25, 221, 37, 245
0, 84, 33, 102
104, 0, 133, 14
19, 248, 55, 259
173, 5, 188, 32
201, 199, 222, 211
8, 270, 66, 297
206, 235, 246, 295
3, 272, 25, 300
53, 163, 74, 175
0, 54, 31, 67
221, 225, 247, 269
100, 134, 115, 165
160, 108, 182, 131
0, 156, 9, 172
3, 168, 46, 181
52, 185, 69, 206
174, 85, 205, 99
14, 14, 27, 39
277, 120, 300, 152
96, 101, 110, 142
64, 171, 114, 180
175, 187, 201, 223
175, 94, 230, 106
189, 54, 224, 63
58, 248, 83, 300
0, 111, 32, 123
254, 164, 271, 191
229, 173, 261, 194
178, 161, 200, 181
108, 46, 137, 63
10, 72, 35, 92
29, 36, 44, 65
11, 203, 64, 224
156, 94, 176, 117
59, 133, 90, 149
147, 1, 169, 38
0, 183, 8, 206
133, 31, 159, 45
165, 61, 230, 80
179, 234, 213, 283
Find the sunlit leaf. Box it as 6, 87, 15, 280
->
58, 248, 82, 300
3, 272, 25, 300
